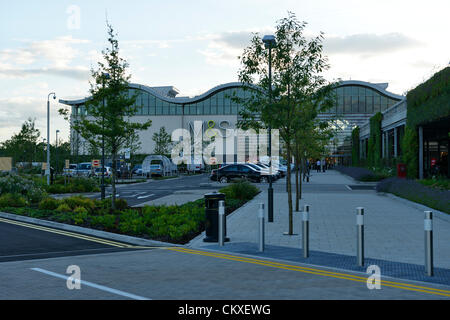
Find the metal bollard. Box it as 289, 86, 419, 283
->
258, 203, 265, 252
302, 205, 310, 258
218, 201, 225, 247
424, 211, 433, 276
356, 207, 364, 266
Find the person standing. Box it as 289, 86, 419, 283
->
316, 159, 321, 173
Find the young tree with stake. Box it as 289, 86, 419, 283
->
60, 23, 151, 209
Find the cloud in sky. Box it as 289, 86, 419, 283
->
197, 29, 272, 67
196, 30, 423, 68
0, 36, 91, 80
323, 32, 422, 56
0, 66, 90, 80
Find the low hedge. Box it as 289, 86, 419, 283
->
377, 177, 450, 214
334, 166, 390, 182
45, 178, 100, 194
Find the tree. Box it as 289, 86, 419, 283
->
236, 12, 335, 235
152, 126, 172, 156
292, 112, 335, 211
59, 23, 151, 209
0, 118, 41, 165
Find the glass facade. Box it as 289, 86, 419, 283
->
75, 86, 249, 116
324, 85, 400, 114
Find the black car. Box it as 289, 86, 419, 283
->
210, 164, 270, 183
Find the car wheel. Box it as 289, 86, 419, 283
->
260, 176, 269, 183
219, 176, 228, 183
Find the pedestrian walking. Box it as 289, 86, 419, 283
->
316, 159, 321, 173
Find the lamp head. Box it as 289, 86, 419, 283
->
262, 35, 276, 49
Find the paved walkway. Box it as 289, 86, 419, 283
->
189, 170, 450, 285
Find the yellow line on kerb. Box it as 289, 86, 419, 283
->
0, 217, 131, 248
167, 247, 450, 298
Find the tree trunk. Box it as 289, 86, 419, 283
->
299, 157, 303, 202
111, 151, 117, 210
287, 145, 293, 235
295, 153, 299, 212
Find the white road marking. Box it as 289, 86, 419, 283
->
31, 268, 151, 300
137, 194, 155, 199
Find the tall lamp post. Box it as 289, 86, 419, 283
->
101, 72, 110, 200
262, 35, 276, 222
47, 93, 56, 185
55, 129, 60, 175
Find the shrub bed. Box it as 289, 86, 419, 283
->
0, 181, 260, 244
45, 177, 100, 194
418, 177, 450, 191
219, 180, 260, 214
0, 174, 46, 204
377, 177, 450, 214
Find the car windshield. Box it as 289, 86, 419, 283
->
246, 164, 261, 171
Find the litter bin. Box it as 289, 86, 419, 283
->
203, 192, 230, 243
397, 163, 407, 178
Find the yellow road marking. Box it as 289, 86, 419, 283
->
0, 217, 131, 248
167, 247, 450, 297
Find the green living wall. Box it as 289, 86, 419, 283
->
402, 66, 450, 178
351, 127, 360, 166
406, 67, 450, 128
367, 112, 382, 168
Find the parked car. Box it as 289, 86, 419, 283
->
254, 163, 280, 180
277, 164, 287, 177
76, 163, 93, 177
132, 164, 143, 175
210, 163, 269, 184
63, 164, 78, 177
94, 166, 113, 178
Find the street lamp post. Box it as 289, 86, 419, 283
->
56, 129, 60, 175
42, 138, 46, 164
262, 35, 276, 223
47, 93, 56, 185
101, 73, 110, 200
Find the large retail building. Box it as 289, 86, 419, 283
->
60, 80, 404, 164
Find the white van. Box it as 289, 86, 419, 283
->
142, 155, 176, 177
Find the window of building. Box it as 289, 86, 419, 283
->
380, 96, 387, 112
351, 96, 358, 113
196, 101, 203, 115
337, 95, 344, 114
149, 95, 156, 115
366, 96, 373, 113
156, 97, 163, 115
210, 95, 217, 115
344, 96, 351, 113
373, 95, 381, 113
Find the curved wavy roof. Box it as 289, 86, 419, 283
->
59, 80, 403, 106
59, 82, 251, 106
336, 80, 404, 100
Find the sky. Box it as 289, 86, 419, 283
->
0, 0, 449, 144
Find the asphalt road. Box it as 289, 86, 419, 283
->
97, 174, 221, 206
0, 214, 448, 300
0, 218, 139, 263
93, 173, 370, 207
